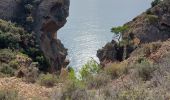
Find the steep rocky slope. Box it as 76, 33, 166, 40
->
0, 0, 70, 72
124, 0, 170, 43
97, 0, 170, 66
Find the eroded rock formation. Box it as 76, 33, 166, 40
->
0, 0, 70, 73
124, 0, 170, 43
97, 0, 170, 66
35, 0, 70, 73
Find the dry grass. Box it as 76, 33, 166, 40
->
0, 77, 54, 99
104, 62, 128, 79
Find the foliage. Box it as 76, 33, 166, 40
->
135, 59, 156, 81
104, 63, 128, 79
0, 49, 17, 77
0, 89, 20, 100
146, 14, 159, 24
38, 73, 59, 87
79, 59, 101, 80
68, 67, 77, 80
111, 25, 129, 35
0, 49, 16, 63
60, 79, 86, 100
0, 19, 49, 72
9, 60, 19, 69
146, 9, 154, 15
0, 64, 15, 77
151, 0, 161, 7
85, 73, 111, 89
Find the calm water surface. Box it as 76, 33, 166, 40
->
58, 0, 153, 71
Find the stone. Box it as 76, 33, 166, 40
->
0, 0, 70, 73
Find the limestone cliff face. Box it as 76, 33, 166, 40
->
97, 0, 170, 66
0, 0, 70, 72
34, 0, 70, 72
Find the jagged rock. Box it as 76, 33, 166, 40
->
97, 0, 170, 65
35, 0, 70, 73
124, 0, 170, 43
40, 33, 68, 72
0, 0, 70, 73
97, 40, 135, 67
97, 40, 124, 67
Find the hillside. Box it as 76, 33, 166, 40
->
0, 0, 170, 100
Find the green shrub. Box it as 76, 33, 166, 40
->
135, 59, 156, 81
0, 19, 50, 72
0, 64, 15, 77
111, 25, 129, 35
9, 60, 19, 69
38, 73, 58, 87
146, 14, 159, 24
68, 67, 77, 80
151, 0, 161, 7
80, 59, 101, 80
0, 31, 20, 49
0, 49, 16, 63
146, 9, 154, 15
0, 89, 20, 100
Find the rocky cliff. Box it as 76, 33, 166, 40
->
0, 0, 70, 73
97, 0, 170, 66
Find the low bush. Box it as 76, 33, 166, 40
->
85, 72, 111, 89
80, 59, 101, 80
104, 63, 128, 79
0, 89, 20, 100
135, 59, 156, 81
38, 73, 58, 87
115, 87, 149, 100
0, 49, 16, 63
60, 80, 86, 100
0, 64, 15, 77
9, 60, 19, 69
146, 14, 159, 24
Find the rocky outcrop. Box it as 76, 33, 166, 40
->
124, 0, 170, 43
34, 0, 70, 73
97, 40, 134, 67
97, 40, 124, 67
97, 0, 170, 66
0, 0, 70, 73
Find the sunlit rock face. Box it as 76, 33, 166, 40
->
123, 0, 170, 43
97, 0, 170, 66
0, 0, 70, 73
34, 0, 70, 73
